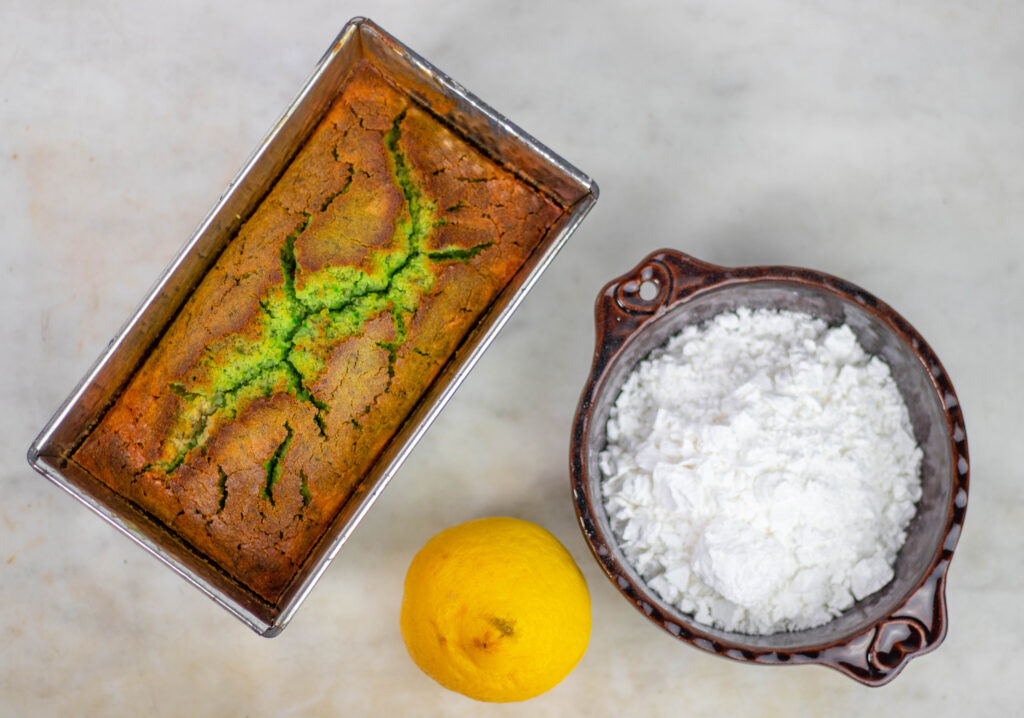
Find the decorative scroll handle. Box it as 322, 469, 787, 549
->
823, 561, 949, 686
868, 618, 932, 673
592, 250, 727, 370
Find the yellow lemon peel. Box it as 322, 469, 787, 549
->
399, 517, 591, 702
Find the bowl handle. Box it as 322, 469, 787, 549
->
592, 250, 727, 369
821, 558, 950, 686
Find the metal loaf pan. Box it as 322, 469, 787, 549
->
27, 17, 598, 636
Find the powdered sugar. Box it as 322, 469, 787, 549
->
599, 307, 922, 634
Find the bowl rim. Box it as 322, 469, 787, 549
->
569, 249, 969, 686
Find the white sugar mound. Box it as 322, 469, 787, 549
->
599, 307, 923, 634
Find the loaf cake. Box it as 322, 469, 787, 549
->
73, 62, 563, 602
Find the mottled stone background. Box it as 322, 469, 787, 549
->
2, 1, 1020, 715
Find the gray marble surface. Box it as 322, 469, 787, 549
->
3, 0, 1021, 715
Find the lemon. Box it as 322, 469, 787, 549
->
399, 517, 591, 702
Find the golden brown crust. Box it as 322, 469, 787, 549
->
73, 62, 563, 601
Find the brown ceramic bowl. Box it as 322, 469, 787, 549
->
570, 250, 969, 686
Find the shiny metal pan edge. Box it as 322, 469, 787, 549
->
27, 17, 597, 636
